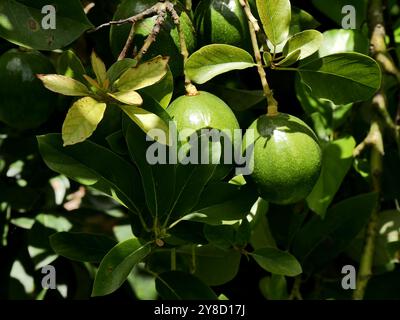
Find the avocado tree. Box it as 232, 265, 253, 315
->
0, 0, 399, 301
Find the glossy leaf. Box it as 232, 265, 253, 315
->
115, 56, 169, 91
37, 74, 90, 96
312, 0, 367, 29
107, 58, 137, 85
91, 51, 108, 87
92, 239, 152, 297
283, 30, 323, 61
123, 115, 176, 218
56, 50, 86, 83
251, 247, 302, 277
256, 0, 291, 46
185, 44, 255, 84
181, 183, 257, 225
119, 105, 170, 145
0, 0, 93, 50
275, 50, 301, 67
37, 134, 144, 212
62, 97, 106, 146
307, 136, 356, 217
293, 192, 378, 271
204, 85, 265, 111
298, 53, 382, 104
259, 275, 289, 300
140, 66, 174, 109
108, 91, 143, 106
318, 29, 369, 57
179, 245, 242, 286
155, 271, 217, 300
50, 232, 117, 263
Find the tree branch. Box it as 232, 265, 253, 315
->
239, 0, 278, 115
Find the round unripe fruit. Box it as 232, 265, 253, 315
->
167, 91, 239, 136
0, 49, 56, 130
195, 0, 251, 50
110, 0, 196, 77
167, 91, 240, 178
243, 113, 322, 205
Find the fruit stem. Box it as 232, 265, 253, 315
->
167, 2, 199, 96
239, 0, 278, 116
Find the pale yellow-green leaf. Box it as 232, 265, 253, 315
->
38, 74, 90, 96
62, 97, 107, 146
119, 105, 170, 145
108, 91, 143, 106
91, 51, 108, 86
115, 56, 169, 91
83, 74, 101, 91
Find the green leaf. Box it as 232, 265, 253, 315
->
92, 239, 152, 297
37, 74, 90, 96
155, 271, 217, 300
115, 56, 169, 91
256, 0, 291, 46
108, 91, 143, 106
56, 50, 86, 83
107, 58, 137, 85
307, 136, 356, 217
204, 225, 236, 249
50, 232, 117, 263
293, 192, 378, 271
0, 0, 93, 50
298, 53, 382, 104
283, 30, 323, 61
181, 183, 257, 225
259, 275, 289, 300
62, 97, 106, 146
179, 245, 242, 286
290, 7, 320, 34
37, 134, 144, 212
318, 29, 369, 57
119, 105, 170, 145
275, 50, 301, 67
140, 66, 174, 109
123, 115, 176, 218
312, 0, 367, 29
28, 213, 72, 269
91, 51, 108, 87
203, 85, 265, 111
250, 247, 302, 277
185, 44, 255, 84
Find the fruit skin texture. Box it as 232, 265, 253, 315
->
167, 91, 239, 137
110, 0, 196, 77
0, 49, 56, 130
243, 113, 322, 205
195, 0, 251, 50
167, 91, 240, 179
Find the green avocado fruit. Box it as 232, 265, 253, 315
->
243, 113, 322, 204
0, 49, 57, 130
167, 91, 240, 179
110, 0, 196, 77
195, 0, 251, 50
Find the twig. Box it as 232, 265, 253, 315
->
353, 0, 389, 300
166, 2, 198, 95
135, 10, 167, 63
88, 3, 163, 33
118, 24, 136, 61
239, 0, 277, 115
239, 0, 260, 32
